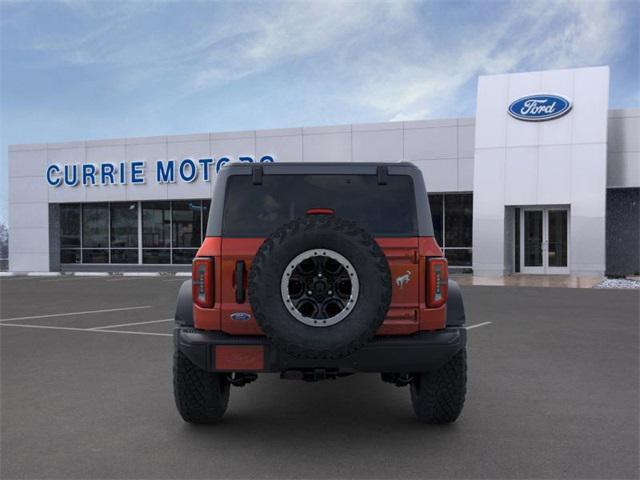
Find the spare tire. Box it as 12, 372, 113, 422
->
248, 214, 391, 359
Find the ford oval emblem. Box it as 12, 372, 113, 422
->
230, 312, 251, 321
508, 94, 572, 121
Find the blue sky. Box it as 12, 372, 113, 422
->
1, 0, 638, 225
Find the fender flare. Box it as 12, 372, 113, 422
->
175, 280, 194, 327
446, 279, 466, 327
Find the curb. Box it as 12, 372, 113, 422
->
1, 271, 191, 278
70, 272, 110, 277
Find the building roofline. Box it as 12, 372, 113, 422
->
7, 108, 637, 151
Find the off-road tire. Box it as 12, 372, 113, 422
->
173, 350, 230, 423
249, 214, 392, 359
410, 348, 467, 424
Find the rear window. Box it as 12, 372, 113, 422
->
222, 174, 417, 237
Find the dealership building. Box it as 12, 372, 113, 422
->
7, 66, 640, 276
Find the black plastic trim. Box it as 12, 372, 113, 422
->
445, 279, 466, 327
377, 165, 388, 185
235, 261, 245, 304
174, 280, 194, 327
176, 326, 466, 374
252, 165, 263, 185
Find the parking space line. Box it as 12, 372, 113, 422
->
105, 277, 150, 282
0, 323, 171, 337
90, 318, 173, 330
465, 321, 493, 330
0, 306, 152, 323
1, 276, 47, 282
42, 277, 108, 283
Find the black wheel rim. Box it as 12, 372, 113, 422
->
280, 249, 359, 327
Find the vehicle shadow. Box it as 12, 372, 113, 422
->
174, 372, 463, 441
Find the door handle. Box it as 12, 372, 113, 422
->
235, 261, 245, 304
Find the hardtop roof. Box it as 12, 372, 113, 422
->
206, 161, 434, 237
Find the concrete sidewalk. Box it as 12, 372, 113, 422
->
452, 274, 603, 288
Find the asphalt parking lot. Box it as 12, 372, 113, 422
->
1, 276, 638, 479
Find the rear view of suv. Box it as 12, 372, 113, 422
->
173, 162, 467, 424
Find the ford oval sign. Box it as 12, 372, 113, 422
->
508, 94, 572, 121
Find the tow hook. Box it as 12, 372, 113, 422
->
226, 372, 258, 387
380, 373, 414, 387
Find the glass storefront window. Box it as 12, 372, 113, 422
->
82, 204, 109, 248
444, 248, 472, 267
111, 249, 138, 264
172, 201, 202, 248
428, 194, 443, 247
171, 200, 207, 264
57, 198, 247, 265
444, 194, 473, 248
60, 249, 81, 264
83, 249, 109, 264
172, 248, 198, 264
60, 204, 81, 248
111, 203, 138, 248
142, 202, 171, 248
427, 193, 473, 267
142, 249, 170, 264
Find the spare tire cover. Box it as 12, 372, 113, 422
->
248, 214, 391, 359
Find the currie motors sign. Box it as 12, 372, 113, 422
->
46, 155, 275, 187
508, 94, 572, 122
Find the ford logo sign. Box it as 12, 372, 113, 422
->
508, 94, 572, 121
230, 312, 251, 321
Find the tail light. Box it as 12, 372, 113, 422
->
306, 208, 335, 215
426, 257, 448, 308
192, 257, 214, 308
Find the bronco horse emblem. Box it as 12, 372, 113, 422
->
395, 270, 412, 289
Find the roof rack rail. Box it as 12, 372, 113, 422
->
252, 165, 263, 185
377, 165, 388, 185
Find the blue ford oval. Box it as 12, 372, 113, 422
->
230, 312, 251, 321
508, 94, 572, 121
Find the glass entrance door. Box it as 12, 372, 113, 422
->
547, 210, 569, 273
522, 210, 545, 273
519, 208, 569, 274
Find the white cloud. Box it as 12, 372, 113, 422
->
189, 1, 415, 90
22, 1, 416, 93
9, 0, 630, 121
351, 0, 626, 121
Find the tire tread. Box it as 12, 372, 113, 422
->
410, 348, 467, 424
173, 350, 230, 423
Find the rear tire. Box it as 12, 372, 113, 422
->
173, 350, 230, 424
410, 348, 467, 424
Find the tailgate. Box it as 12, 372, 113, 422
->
218, 237, 421, 336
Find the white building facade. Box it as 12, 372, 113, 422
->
8, 66, 640, 276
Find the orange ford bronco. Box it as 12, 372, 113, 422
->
173, 162, 467, 423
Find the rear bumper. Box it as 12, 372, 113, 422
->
175, 327, 466, 374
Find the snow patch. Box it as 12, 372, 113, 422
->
593, 278, 640, 289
